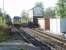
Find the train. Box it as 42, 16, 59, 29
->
13, 16, 22, 27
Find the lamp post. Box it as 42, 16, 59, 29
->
3, 0, 5, 24
3, 0, 4, 17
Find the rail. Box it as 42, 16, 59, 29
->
21, 28, 66, 50
32, 28, 66, 47
18, 28, 52, 50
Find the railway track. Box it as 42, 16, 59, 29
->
9, 26, 31, 43
32, 28, 65, 42
32, 28, 66, 47
15, 31, 31, 43
20, 27, 66, 50
17, 28, 51, 50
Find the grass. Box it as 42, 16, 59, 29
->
0, 25, 10, 42
20, 48, 26, 50
0, 32, 9, 42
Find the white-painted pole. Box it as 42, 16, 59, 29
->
3, 0, 4, 17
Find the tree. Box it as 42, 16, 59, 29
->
21, 10, 29, 23
0, 8, 3, 16
0, 8, 5, 24
35, 2, 44, 8
5, 14, 12, 25
44, 8, 55, 18
56, 0, 65, 18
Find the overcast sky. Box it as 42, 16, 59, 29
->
0, 0, 57, 18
